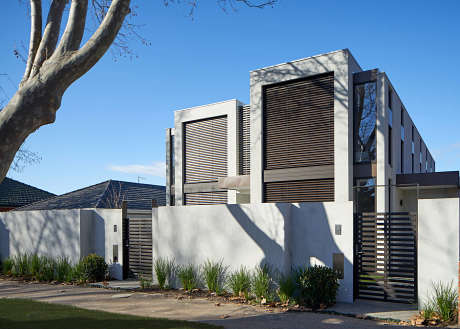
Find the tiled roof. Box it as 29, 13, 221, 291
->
0, 177, 56, 208
16, 180, 165, 211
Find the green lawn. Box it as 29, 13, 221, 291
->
0, 299, 221, 329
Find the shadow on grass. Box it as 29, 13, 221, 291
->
0, 298, 221, 329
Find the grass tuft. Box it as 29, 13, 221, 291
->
228, 266, 251, 299
153, 257, 176, 289
202, 259, 228, 294
177, 264, 200, 291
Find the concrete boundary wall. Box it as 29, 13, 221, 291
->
153, 201, 354, 302
418, 198, 459, 306
0, 209, 82, 263
0, 208, 123, 280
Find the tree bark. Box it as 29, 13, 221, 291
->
0, 0, 131, 183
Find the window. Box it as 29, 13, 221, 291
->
400, 107, 405, 141
401, 141, 404, 173
388, 125, 392, 166
354, 82, 377, 163
355, 178, 375, 213
411, 126, 415, 173
388, 87, 393, 110
425, 151, 428, 172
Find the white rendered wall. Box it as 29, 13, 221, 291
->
290, 201, 354, 302
418, 198, 459, 307
0, 209, 81, 263
153, 201, 354, 302
92, 209, 123, 280
250, 49, 356, 204
0, 208, 123, 280
154, 203, 290, 272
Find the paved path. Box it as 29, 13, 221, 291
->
0, 279, 426, 329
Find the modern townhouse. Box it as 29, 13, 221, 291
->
160, 49, 459, 305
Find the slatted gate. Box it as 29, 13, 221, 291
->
122, 209, 153, 279
354, 212, 417, 303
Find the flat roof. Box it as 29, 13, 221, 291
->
396, 171, 459, 188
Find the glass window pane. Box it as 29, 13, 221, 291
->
354, 82, 377, 163
355, 178, 376, 213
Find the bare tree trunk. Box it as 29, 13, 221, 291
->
0, 0, 131, 183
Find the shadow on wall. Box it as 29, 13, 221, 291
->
226, 201, 354, 302
92, 212, 106, 259
3, 210, 81, 262
0, 219, 9, 260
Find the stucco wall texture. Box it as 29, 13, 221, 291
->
0, 208, 123, 280
154, 201, 354, 302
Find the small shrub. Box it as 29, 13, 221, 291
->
36, 257, 55, 282
72, 261, 86, 284
1, 258, 13, 275
296, 265, 339, 309
228, 266, 251, 299
140, 276, 153, 289
252, 264, 273, 302
78, 254, 107, 283
55, 257, 73, 282
277, 271, 297, 304
429, 281, 458, 322
177, 264, 200, 291
154, 257, 176, 289
202, 259, 228, 294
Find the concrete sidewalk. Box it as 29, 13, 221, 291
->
325, 299, 418, 322
0, 279, 427, 329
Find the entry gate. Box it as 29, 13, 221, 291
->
354, 212, 417, 303
122, 208, 153, 279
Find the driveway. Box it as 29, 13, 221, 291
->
0, 279, 423, 329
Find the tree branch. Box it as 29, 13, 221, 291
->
21, 0, 42, 84
30, 0, 67, 78
57, 0, 130, 88
54, 0, 88, 55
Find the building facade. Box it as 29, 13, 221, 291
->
166, 49, 453, 212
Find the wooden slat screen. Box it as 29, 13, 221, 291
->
184, 191, 228, 205
127, 216, 152, 279
264, 72, 334, 169
239, 105, 251, 175
264, 179, 334, 203
184, 116, 227, 183
263, 72, 335, 203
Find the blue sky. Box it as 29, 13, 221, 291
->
1, 0, 460, 194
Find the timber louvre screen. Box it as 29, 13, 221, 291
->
184, 116, 228, 205
263, 72, 334, 202
123, 209, 153, 279
355, 212, 417, 303
239, 105, 251, 175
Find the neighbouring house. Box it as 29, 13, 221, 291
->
0, 180, 165, 280
159, 49, 459, 305
0, 177, 55, 212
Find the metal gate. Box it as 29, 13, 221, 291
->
122, 209, 153, 279
354, 212, 417, 303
